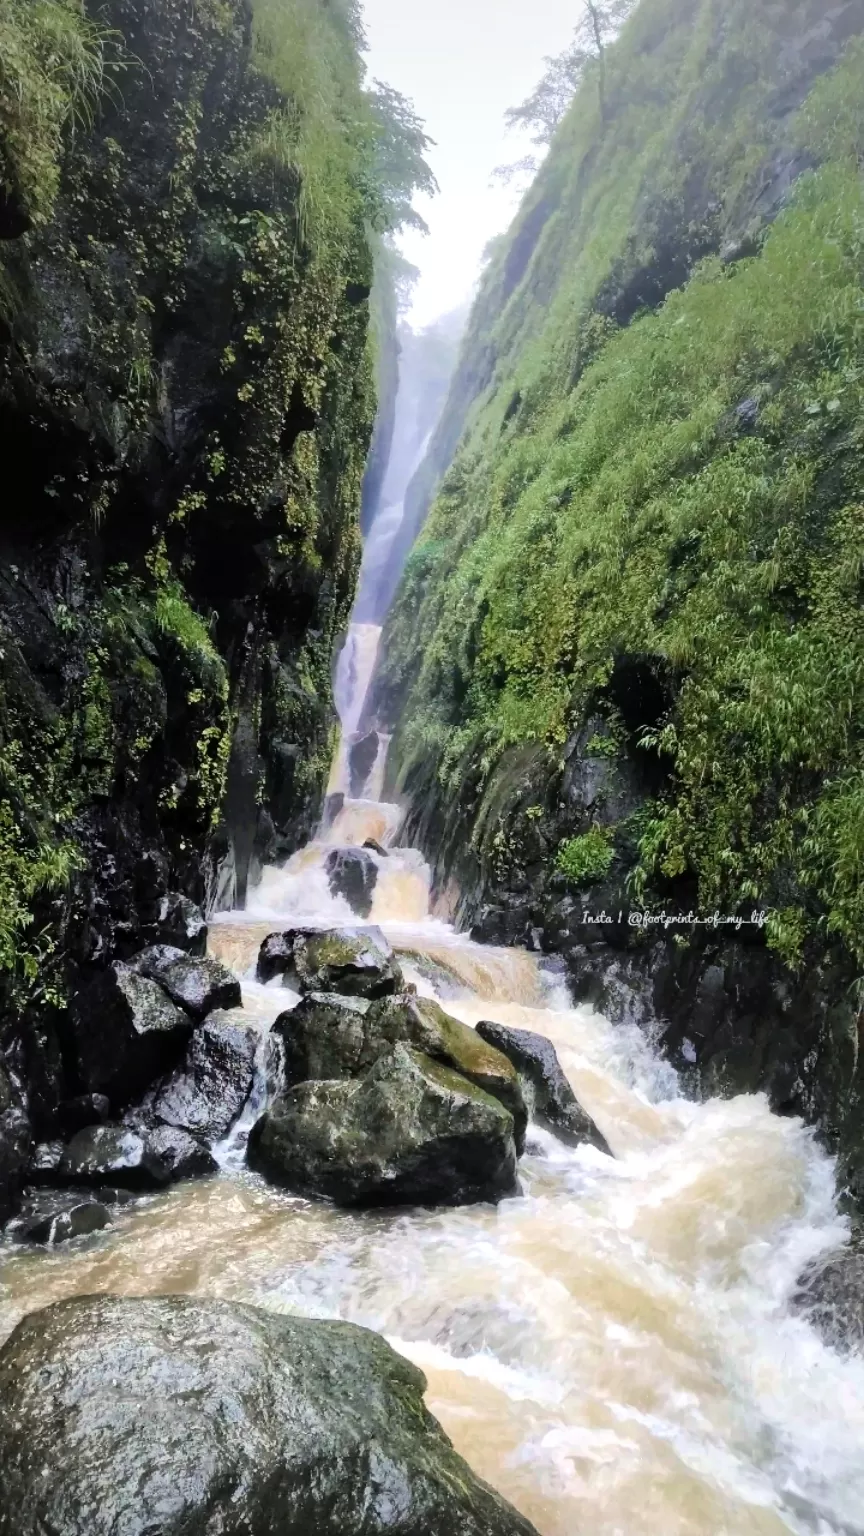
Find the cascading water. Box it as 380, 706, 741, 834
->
3, 452, 864, 1536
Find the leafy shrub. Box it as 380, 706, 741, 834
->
556, 828, 615, 884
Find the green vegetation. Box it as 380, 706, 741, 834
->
382, 9, 864, 974
557, 829, 615, 885
0, 0, 113, 232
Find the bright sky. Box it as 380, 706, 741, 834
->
362, 0, 577, 329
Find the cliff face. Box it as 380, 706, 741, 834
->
0, 0, 381, 1207
377, 1, 864, 1195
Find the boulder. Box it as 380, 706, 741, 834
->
71, 963, 192, 1106
58, 1123, 215, 1190
476, 1020, 612, 1155
248, 1043, 518, 1208
131, 946, 241, 1021
147, 1015, 258, 1143
10, 1193, 112, 1246
26, 1139, 65, 1186
257, 927, 403, 999
325, 847, 378, 919
0, 1294, 539, 1536
272, 992, 528, 1155
273, 992, 400, 1086
398, 998, 528, 1156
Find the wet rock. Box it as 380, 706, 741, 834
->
273, 991, 527, 1155
397, 997, 528, 1156
248, 1043, 518, 1208
71, 962, 192, 1106
792, 1231, 864, 1352
131, 945, 241, 1021
258, 927, 403, 998
150, 893, 208, 956
0, 1067, 30, 1223
0, 1294, 539, 1536
57, 1122, 214, 1190
325, 847, 378, 919
57, 1093, 112, 1137
274, 992, 385, 1085
10, 1194, 112, 1246
59, 1125, 172, 1190
145, 1125, 218, 1182
26, 1140, 65, 1186
476, 1021, 611, 1154
322, 791, 345, 830
363, 836, 389, 857
147, 1016, 258, 1143
348, 729, 380, 796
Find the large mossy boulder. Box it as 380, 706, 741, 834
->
476, 1020, 611, 1155
71, 963, 192, 1106
272, 991, 528, 1154
130, 946, 242, 1021
257, 927, 403, 998
0, 1295, 539, 1536
248, 1044, 518, 1207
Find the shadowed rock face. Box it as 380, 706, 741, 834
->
248, 1043, 518, 1208
0, 1294, 540, 1536
130, 947, 242, 1022
70, 964, 192, 1108
258, 927, 403, 998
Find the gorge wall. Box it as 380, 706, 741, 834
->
0, 0, 426, 1215
375, 0, 864, 1198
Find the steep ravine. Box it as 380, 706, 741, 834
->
0, 0, 418, 1213
374, 0, 864, 1202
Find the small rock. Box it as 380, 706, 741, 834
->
0, 1294, 540, 1535
248, 1043, 518, 1207
325, 847, 378, 918
131, 946, 241, 1020
363, 837, 389, 857
476, 1021, 611, 1154
71, 963, 192, 1106
792, 1231, 864, 1352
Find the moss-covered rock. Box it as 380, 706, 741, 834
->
248, 1042, 518, 1207
0, 1294, 540, 1535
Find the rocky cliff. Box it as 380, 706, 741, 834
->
0, 0, 425, 1216
376, 0, 864, 1198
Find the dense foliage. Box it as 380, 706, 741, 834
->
381, 4, 864, 975
0, 0, 433, 1000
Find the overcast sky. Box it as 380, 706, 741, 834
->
362, 0, 577, 329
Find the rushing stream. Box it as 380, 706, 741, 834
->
3, 568, 864, 1536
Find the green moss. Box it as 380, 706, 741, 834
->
383, 20, 864, 972
556, 829, 615, 886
